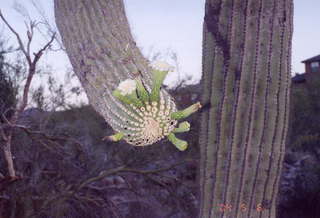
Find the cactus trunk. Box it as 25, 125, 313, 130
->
199, 0, 293, 217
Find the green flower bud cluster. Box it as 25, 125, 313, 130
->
106, 61, 201, 151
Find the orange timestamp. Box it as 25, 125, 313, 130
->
218, 203, 266, 212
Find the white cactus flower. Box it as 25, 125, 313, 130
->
109, 64, 202, 151
151, 60, 174, 72
117, 79, 137, 95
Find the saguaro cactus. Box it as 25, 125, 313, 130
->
54, 0, 200, 151
199, 0, 293, 217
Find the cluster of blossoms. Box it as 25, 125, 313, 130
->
107, 61, 201, 151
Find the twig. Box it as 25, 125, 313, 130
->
73, 193, 104, 207
0, 123, 84, 158
0, 125, 8, 141
32, 159, 192, 217
17, 32, 56, 116
75, 160, 191, 192
0, 9, 30, 64
13, 124, 83, 148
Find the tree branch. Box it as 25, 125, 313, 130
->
18, 32, 56, 115
75, 159, 192, 192
0, 9, 31, 64
0, 10, 56, 179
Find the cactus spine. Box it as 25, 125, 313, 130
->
199, 0, 293, 217
54, 0, 201, 150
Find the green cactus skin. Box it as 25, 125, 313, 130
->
199, 0, 293, 217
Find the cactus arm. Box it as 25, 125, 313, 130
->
54, 0, 202, 151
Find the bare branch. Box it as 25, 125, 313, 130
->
0, 126, 8, 141
0, 9, 56, 179
12, 124, 83, 148
33, 159, 193, 216
18, 32, 56, 114
33, 32, 56, 64
75, 160, 193, 192
25, 20, 35, 57
1, 107, 14, 125
30, 0, 65, 51
0, 9, 31, 64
